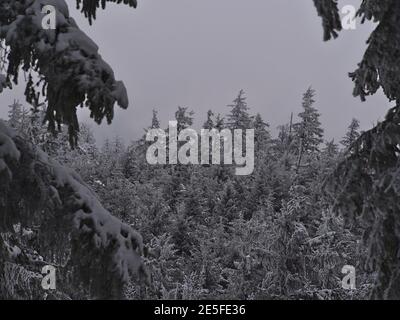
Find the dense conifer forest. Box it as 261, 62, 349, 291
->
1, 0, 400, 300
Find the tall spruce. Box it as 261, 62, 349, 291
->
340, 118, 361, 148
253, 113, 270, 152
7, 100, 24, 129
293, 87, 324, 172
314, 0, 400, 299
227, 90, 253, 130
294, 87, 324, 154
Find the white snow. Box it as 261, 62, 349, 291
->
0, 120, 144, 283
1, 0, 129, 125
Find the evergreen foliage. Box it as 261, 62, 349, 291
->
314, 0, 400, 299
0, 0, 136, 146
0, 93, 372, 300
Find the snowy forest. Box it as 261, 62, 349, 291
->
1, 0, 400, 300
2, 89, 374, 300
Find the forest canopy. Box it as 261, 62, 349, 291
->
0, 0, 400, 300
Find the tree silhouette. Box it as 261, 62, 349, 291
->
0, 0, 145, 299
314, 0, 400, 299
0, 0, 137, 146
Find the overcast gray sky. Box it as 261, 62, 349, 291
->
0, 0, 391, 144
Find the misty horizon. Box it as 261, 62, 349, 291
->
0, 0, 391, 145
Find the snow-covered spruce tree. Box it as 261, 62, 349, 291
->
294, 87, 324, 154
314, 0, 400, 299
253, 113, 270, 153
227, 90, 253, 130
7, 100, 25, 130
340, 118, 360, 149
0, 1, 146, 299
293, 87, 324, 172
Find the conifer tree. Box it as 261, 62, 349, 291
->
293, 87, 324, 172
151, 109, 161, 129
323, 139, 338, 157
314, 0, 400, 299
340, 118, 360, 148
7, 100, 24, 129
253, 113, 270, 152
275, 124, 291, 153
294, 87, 324, 154
227, 90, 253, 130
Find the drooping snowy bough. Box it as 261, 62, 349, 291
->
0, 0, 137, 146
0, 121, 146, 299
0, 0, 142, 299
314, 0, 400, 299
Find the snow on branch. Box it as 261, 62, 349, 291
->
0, 121, 146, 298
76, 0, 138, 25
0, 0, 133, 146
